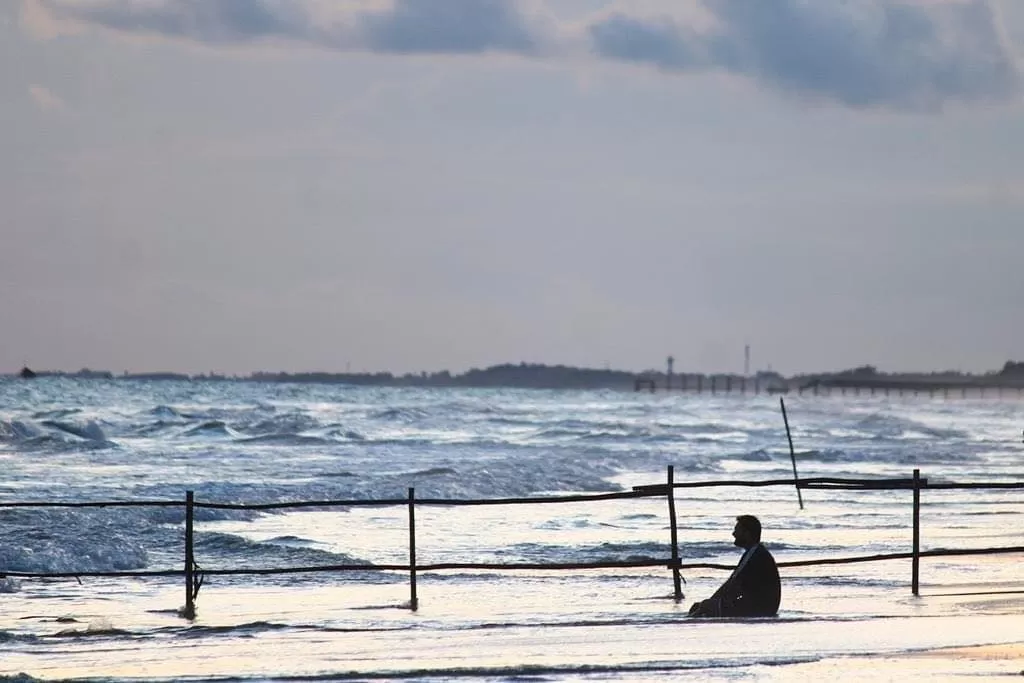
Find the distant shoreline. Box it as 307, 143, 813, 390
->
5, 361, 1024, 392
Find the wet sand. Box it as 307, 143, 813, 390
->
914, 641, 1024, 662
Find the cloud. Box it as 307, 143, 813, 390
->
29, 0, 1021, 110
36, 0, 548, 55
28, 83, 65, 111
589, 0, 1021, 110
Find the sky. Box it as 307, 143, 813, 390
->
3, 0, 1024, 377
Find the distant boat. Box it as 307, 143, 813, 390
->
19, 366, 37, 379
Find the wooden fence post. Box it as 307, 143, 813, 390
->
666, 466, 683, 602
912, 469, 920, 596
183, 490, 196, 619
408, 487, 418, 611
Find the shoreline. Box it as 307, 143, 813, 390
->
912, 641, 1024, 661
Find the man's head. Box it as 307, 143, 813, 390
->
732, 515, 762, 549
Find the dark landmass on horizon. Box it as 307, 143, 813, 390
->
6, 361, 1024, 391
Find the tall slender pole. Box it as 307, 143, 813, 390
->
912, 469, 920, 596
780, 398, 804, 510
666, 466, 683, 601
183, 490, 195, 619
408, 487, 418, 611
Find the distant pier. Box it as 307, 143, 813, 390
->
634, 374, 1024, 398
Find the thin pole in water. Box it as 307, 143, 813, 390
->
780, 398, 804, 510
666, 465, 683, 601
408, 487, 418, 611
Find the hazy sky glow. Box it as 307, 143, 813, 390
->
4, 0, 1024, 376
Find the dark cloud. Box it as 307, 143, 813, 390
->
358, 0, 539, 54
37, 0, 1021, 110
590, 0, 1020, 110
40, 0, 544, 55
588, 13, 702, 70
41, 0, 316, 43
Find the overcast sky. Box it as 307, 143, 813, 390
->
3, 0, 1024, 376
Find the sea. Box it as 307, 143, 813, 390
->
0, 378, 1022, 682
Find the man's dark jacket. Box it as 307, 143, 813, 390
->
709, 543, 781, 617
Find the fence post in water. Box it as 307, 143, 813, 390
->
666, 465, 683, 602
912, 469, 921, 596
780, 399, 804, 510
183, 490, 196, 619
408, 487, 419, 611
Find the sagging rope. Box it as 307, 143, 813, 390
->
190, 560, 204, 602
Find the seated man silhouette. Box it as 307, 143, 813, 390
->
688, 515, 780, 618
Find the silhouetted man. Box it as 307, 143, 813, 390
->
688, 515, 780, 618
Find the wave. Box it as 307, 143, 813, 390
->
323, 428, 366, 440
730, 448, 775, 462
39, 419, 108, 442
405, 467, 458, 477
180, 420, 241, 438
501, 540, 726, 564
147, 405, 183, 418
854, 413, 968, 440
146, 657, 821, 681
370, 407, 430, 422
31, 408, 81, 420
173, 620, 295, 639
50, 624, 134, 638
193, 531, 371, 568
0, 420, 44, 441
265, 535, 317, 547
0, 419, 116, 448
243, 414, 322, 435
236, 433, 333, 446
0, 511, 150, 573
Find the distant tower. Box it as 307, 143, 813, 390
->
666, 356, 674, 391
745, 345, 751, 377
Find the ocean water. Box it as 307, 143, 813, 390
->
0, 379, 1021, 681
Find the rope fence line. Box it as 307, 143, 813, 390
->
1, 479, 1018, 511
4, 546, 1024, 580
1, 470, 1021, 618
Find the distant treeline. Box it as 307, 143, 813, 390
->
8, 360, 1024, 390
251, 363, 640, 389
